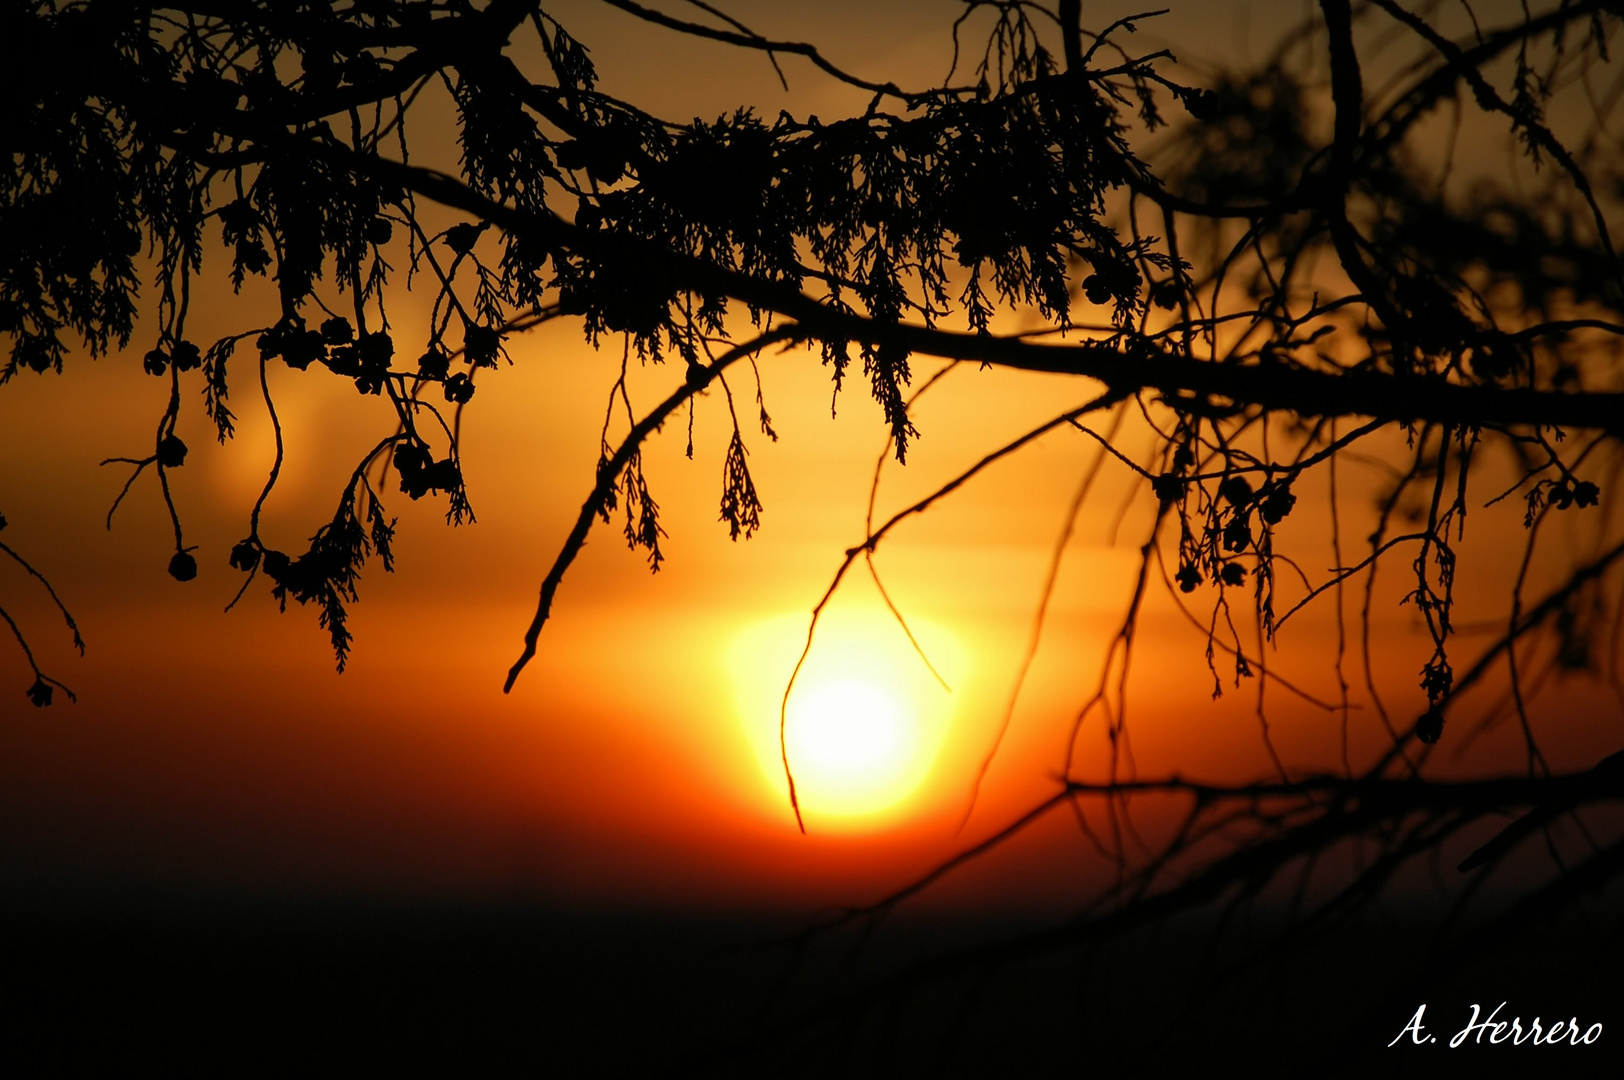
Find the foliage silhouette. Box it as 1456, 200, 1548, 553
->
6, 0, 1624, 1066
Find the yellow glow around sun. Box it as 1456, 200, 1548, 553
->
728, 608, 966, 826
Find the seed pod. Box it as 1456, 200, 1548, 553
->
325, 344, 360, 377
320, 317, 354, 345
218, 199, 258, 234
417, 349, 450, 380
1218, 476, 1254, 505
426, 458, 462, 493
1260, 486, 1296, 525
171, 341, 202, 372
464, 325, 500, 367
1176, 565, 1202, 593
393, 441, 432, 475
443, 373, 474, 404
256, 327, 285, 360
168, 551, 198, 582
353, 370, 387, 396
444, 223, 483, 255
358, 331, 394, 366
157, 435, 188, 468
229, 539, 260, 571
282, 330, 327, 371
1222, 517, 1251, 552
1151, 474, 1185, 504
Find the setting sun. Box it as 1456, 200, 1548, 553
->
728, 608, 966, 824
785, 679, 914, 806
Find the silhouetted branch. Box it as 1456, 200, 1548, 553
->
337, 153, 1624, 435
504, 326, 796, 693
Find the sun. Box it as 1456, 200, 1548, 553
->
728, 608, 965, 825
784, 679, 915, 800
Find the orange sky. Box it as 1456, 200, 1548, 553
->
3, 1, 1621, 916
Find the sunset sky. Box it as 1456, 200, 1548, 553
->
3, 0, 1620, 947
8, 4, 1624, 1076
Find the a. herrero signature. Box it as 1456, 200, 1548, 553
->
1389, 1003, 1603, 1047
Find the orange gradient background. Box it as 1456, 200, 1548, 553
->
2, 0, 1620, 922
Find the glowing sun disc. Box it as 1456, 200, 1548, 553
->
729, 609, 965, 823
785, 680, 915, 795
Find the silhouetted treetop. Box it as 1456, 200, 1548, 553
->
4, 0, 1623, 766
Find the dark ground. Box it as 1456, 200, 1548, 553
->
3, 884, 1620, 1078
